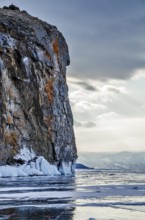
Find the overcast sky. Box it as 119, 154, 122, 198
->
0, 0, 145, 152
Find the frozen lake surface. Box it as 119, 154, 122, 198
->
0, 169, 145, 219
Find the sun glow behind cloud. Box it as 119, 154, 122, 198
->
75, 118, 145, 152
68, 75, 145, 152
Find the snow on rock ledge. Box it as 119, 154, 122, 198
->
0, 156, 76, 177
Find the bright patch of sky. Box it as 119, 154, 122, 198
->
68, 76, 145, 152
0, 0, 145, 152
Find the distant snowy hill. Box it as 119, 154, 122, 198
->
78, 152, 145, 170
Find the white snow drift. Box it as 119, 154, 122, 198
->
0, 156, 75, 177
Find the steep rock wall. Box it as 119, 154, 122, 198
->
0, 6, 77, 166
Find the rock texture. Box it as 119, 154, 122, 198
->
0, 5, 77, 166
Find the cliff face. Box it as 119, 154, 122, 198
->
0, 6, 77, 166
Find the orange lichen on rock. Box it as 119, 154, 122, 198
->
7, 115, 13, 124
53, 37, 59, 58
4, 131, 17, 147
13, 111, 23, 119
44, 79, 54, 102
44, 50, 52, 60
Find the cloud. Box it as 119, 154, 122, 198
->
73, 101, 107, 113
74, 120, 96, 128
97, 112, 119, 120
68, 77, 98, 91
2, 0, 145, 81
132, 69, 145, 80
74, 81, 97, 91
83, 121, 96, 128
102, 85, 128, 94
75, 117, 145, 152
66, 1, 145, 81
68, 78, 129, 120
68, 77, 128, 99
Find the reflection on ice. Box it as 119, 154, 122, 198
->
0, 207, 75, 220
1, 206, 145, 220
73, 206, 145, 220
0, 170, 145, 219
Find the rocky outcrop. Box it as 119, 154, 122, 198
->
0, 5, 77, 168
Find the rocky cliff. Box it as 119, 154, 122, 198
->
0, 5, 77, 169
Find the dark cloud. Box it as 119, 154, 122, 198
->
66, 0, 145, 80
83, 122, 96, 128
74, 120, 96, 128
107, 87, 121, 94
75, 81, 97, 91
1, 0, 145, 80
106, 86, 124, 94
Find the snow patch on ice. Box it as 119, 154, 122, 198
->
0, 157, 76, 177
0, 144, 76, 178
0, 166, 26, 177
